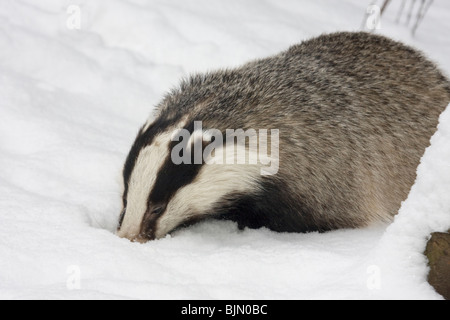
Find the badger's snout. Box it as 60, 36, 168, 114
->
117, 221, 156, 242
117, 206, 161, 242
117, 231, 155, 243
133, 233, 155, 243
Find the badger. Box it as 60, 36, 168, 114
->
117, 32, 450, 242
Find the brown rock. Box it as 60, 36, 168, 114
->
425, 232, 450, 300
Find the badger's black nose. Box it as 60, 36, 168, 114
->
133, 232, 155, 243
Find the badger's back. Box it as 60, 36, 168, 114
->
119, 32, 450, 241
160, 32, 450, 231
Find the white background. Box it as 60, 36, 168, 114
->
0, 0, 449, 299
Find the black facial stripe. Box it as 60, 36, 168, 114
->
146, 118, 225, 207
117, 208, 126, 231
148, 151, 203, 206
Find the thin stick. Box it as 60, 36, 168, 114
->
407, 0, 417, 26
380, 0, 392, 15
396, 0, 407, 23
412, 0, 434, 35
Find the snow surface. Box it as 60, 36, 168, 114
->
0, 0, 449, 300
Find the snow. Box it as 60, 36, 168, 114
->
0, 0, 449, 300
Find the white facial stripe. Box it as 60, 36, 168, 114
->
117, 131, 174, 239
154, 162, 262, 239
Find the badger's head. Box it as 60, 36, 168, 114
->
116, 114, 279, 242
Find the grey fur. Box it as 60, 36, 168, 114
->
119, 32, 450, 241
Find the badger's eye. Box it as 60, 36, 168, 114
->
152, 207, 164, 215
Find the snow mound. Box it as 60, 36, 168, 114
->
371, 104, 450, 299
